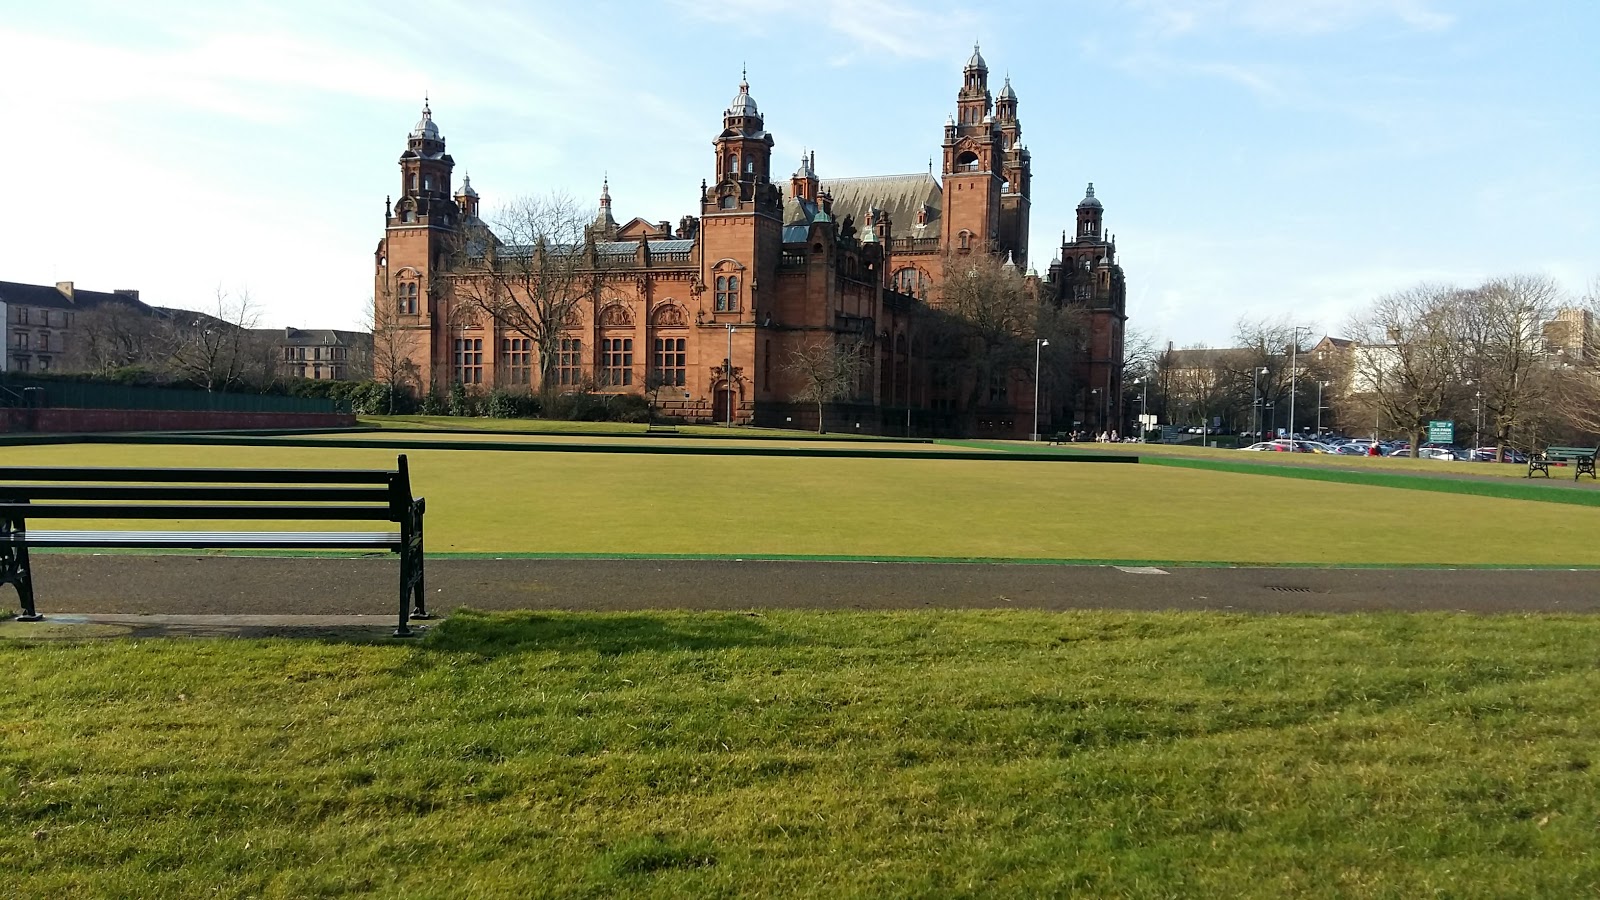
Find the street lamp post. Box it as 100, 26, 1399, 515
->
1090, 388, 1100, 435
1474, 390, 1483, 448
1288, 327, 1299, 440
1135, 376, 1149, 442
1031, 338, 1049, 441
1252, 367, 1267, 439
1265, 401, 1276, 439
725, 323, 737, 428
1316, 381, 1329, 435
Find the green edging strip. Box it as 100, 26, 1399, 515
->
26, 546, 1600, 570
1143, 455, 1600, 508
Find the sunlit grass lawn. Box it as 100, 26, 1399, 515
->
4, 610, 1598, 898
2, 442, 1597, 566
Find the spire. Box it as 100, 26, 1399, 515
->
456, 172, 478, 198
593, 175, 617, 235
999, 75, 1016, 100
1002, 250, 1018, 270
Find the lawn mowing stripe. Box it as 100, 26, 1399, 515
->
940, 439, 1600, 508
25, 546, 1600, 570
1140, 455, 1600, 507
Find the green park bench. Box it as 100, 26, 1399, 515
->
0, 454, 430, 635
1047, 432, 1071, 445
1527, 446, 1598, 481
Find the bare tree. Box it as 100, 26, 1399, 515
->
1546, 274, 1600, 439
162, 288, 267, 392
784, 338, 865, 434
1345, 283, 1469, 454
445, 192, 595, 403
934, 252, 1035, 410
366, 293, 421, 414
65, 301, 164, 374
1461, 275, 1562, 454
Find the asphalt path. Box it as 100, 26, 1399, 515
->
13, 554, 1599, 618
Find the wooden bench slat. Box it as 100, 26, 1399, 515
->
0, 467, 395, 484
7, 530, 400, 548
0, 485, 391, 503
0, 503, 395, 520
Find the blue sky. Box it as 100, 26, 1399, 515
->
4, 0, 1595, 346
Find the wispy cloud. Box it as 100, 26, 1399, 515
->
667, 0, 981, 62
1123, 0, 1454, 37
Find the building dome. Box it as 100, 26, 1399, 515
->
456, 173, 478, 198
411, 99, 440, 141
726, 70, 759, 118
998, 76, 1016, 100
966, 42, 987, 70
1077, 182, 1102, 210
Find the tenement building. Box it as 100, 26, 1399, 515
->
374, 46, 1128, 435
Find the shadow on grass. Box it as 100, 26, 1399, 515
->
419, 608, 797, 658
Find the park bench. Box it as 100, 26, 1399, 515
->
1527, 446, 1598, 481
0, 454, 429, 636
1047, 432, 1071, 445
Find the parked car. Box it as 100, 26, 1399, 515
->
1332, 443, 1371, 456
1471, 447, 1528, 463
1415, 447, 1458, 461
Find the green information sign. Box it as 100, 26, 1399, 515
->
1428, 420, 1454, 443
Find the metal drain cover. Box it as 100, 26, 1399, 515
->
1267, 585, 1317, 593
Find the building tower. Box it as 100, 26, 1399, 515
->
1045, 182, 1127, 433
994, 76, 1031, 267
941, 43, 1003, 255
375, 99, 462, 390
453, 173, 479, 219
699, 71, 784, 423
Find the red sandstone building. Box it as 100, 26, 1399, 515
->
374, 47, 1127, 435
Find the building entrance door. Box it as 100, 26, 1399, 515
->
713, 389, 735, 425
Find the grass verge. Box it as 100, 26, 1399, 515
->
3, 609, 1598, 897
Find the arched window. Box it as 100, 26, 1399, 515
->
410, 173, 418, 192
955, 151, 979, 172
715, 275, 738, 312
720, 194, 736, 209
958, 231, 971, 251
745, 157, 755, 174
892, 267, 929, 297
397, 281, 419, 315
